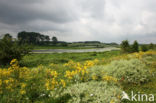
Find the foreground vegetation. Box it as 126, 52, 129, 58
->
0, 50, 156, 103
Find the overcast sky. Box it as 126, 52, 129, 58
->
0, 0, 156, 43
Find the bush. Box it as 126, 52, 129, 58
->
102, 59, 150, 84
120, 40, 130, 53
149, 43, 154, 50
141, 45, 148, 52
0, 36, 31, 65
61, 81, 122, 103
131, 40, 139, 52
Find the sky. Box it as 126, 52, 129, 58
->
0, 0, 156, 43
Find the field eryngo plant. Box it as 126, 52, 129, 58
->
103, 59, 150, 84
62, 81, 122, 103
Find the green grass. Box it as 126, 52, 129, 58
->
20, 50, 120, 67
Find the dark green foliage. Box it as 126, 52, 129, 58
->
120, 40, 130, 53
18, 31, 50, 45
3, 33, 12, 39
149, 43, 154, 49
141, 45, 148, 52
0, 35, 32, 65
131, 40, 139, 52
61, 42, 68, 46
52, 36, 58, 45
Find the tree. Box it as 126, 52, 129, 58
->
52, 36, 58, 45
0, 35, 32, 65
120, 40, 130, 53
149, 43, 154, 49
131, 40, 139, 52
3, 33, 12, 40
141, 45, 148, 52
17, 31, 50, 45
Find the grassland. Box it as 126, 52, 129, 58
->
1, 50, 156, 103
20, 50, 120, 67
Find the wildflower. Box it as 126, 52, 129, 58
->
45, 80, 50, 90
92, 75, 97, 80
4, 80, 9, 84
10, 59, 17, 65
20, 90, 26, 95
0, 80, 2, 86
60, 79, 66, 87
21, 83, 26, 88
64, 70, 76, 79
51, 71, 58, 78
110, 99, 115, 103
103, 75, 117, 82
90, 94, 94, 96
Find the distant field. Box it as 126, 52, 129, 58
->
20, 50, 120, 67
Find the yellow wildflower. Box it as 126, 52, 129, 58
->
20, 90, 26, 95
21, 83, 26, 88
51, 71, 58, 78
92, 75, 97, 80
60, 79, 66, 87
110, 99, 115, 103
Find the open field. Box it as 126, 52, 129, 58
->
1, 50, 156, 103
20, 50, 120, 67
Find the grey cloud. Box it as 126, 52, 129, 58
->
0, 0, 156, 43
0, 0, 77, 25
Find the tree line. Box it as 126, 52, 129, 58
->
0, 32, 60, 65
120, 40, 155, 53
18, 31, 58, 45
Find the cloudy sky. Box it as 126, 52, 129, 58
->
0, 0, 156, 43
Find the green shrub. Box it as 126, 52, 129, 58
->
148, 43, 154, 50
131, 40, 139, 52
0, 36, 31, 65
103, 59, 150, 84
141, 45, 148, 52
120, 40, 130, 53
61, 81, 122, 103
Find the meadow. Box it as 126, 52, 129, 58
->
0, 50, 156, 103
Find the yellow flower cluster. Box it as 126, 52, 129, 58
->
64, 60, 98, 81
103, 75, 117, 82
64, 70, 77, 79
92, 75, 97, 80
60, 79, 66, 87
0, 59, 21, 94
45, 78, 58, 90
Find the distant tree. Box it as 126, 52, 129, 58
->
61, 42, 68, 47
3, 33, 12, 40
141, 45, 148, 52
149, 43, 154, 49
52, 36, 58, 45
18, 31, 50, 45
131, 40, 139, 52
120, 40, 130, 53
45, 36, 50, 41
